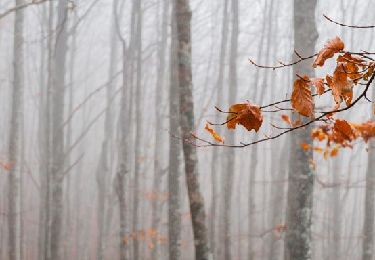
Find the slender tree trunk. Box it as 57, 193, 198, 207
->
210, 1, 228, 258
285, 1, 318, 259
168, 7, 182, 259
43, 2, 55, 259
151, 1, 169, 259
331, 161, 341, 260
362, 87, 375, 260
63, 4, 78, 258
268, 141, 288, 260
132, 1, 143, 259
49, 1, 69, 259
247, 2, 269, 258
115, 40, 129, 260
174, 0, 210, 259
222, 1, 238, 259
96, 0, 118, 258
37, 5, 48, 258
8, 0, 25, 258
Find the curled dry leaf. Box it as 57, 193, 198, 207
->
281, 114, 292, 125
326, 63, 354, 107
204, 123, 224, 143
311, 78, 325, 95
300, 143, 311, 151
291, 75, 314, 117
330, 146, 339, 157
313, 36, 345, 68
332, 119, 356, 145
226, 102, 263, 132
337, 54, 363, 81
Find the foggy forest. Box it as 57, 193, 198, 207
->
0, 0, 375, 259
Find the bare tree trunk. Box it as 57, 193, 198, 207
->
221, 0, 238, 259
268, 141, 288, 260
151, 1, 169, 259
8, 0, 25, 258
285, 1, 318, 259
63, 4, 78, 258
96, 0, 118, 258
115, 40, 130, 260
362, 87, 375, 260
132, 1, 143, 259
331, 161, 341, 260
37, 5, 48, 258
248, 2, 270, 258
174, 0, 210, 259
49, 1, 69, 259
43, 3, 55, 258
210, 1, 228, 258
168, 7, 182, 259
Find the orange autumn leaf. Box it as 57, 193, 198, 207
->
336, 53, 365, 82
300, 143, 311, 151
326, 63, 354, 107
291, 75, 314, 117
351, 120, 375, 142
313, 36, 345, 67
313, 147, 324, 153
204, 123, 224, 143
336, 53, 365, 65
226, 102, 263, 132
330, 146, 339, 157
332, 119, 355, 144
0, 161, 13, 171
311, 128, 327, 141
281, 114, 292, 125
311, 78, 325, 95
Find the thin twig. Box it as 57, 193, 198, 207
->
324, 14, 375, 29
249, 53, 317, 70
0, 0, 49, 20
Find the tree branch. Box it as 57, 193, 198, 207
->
0, 0, 49, 20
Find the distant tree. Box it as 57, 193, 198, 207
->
7, 0, 25, 259
174, 0, 211, 259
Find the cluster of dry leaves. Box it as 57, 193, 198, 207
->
199, 37, 375, 156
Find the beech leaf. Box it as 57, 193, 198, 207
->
226, 102, 263, 132
311, 78, 325, 95
204, 123, 224, 143
291, 75, 314, 117
313, 36, 345, 67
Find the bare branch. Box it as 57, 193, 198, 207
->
324, 14, 375, 29
0, 0, 49, 20
249, 53, 317, 70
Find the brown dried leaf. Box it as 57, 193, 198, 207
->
311, 78, 325, 95
226, 102, 263, 132
313, 37, 345, 67
205, 123, 224, 143
327, 63, 354, 107
332, 119, 355, 145
291, 75, 314, 117
281, 114, 292, 126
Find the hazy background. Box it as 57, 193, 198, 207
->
0, 0, 374, 259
